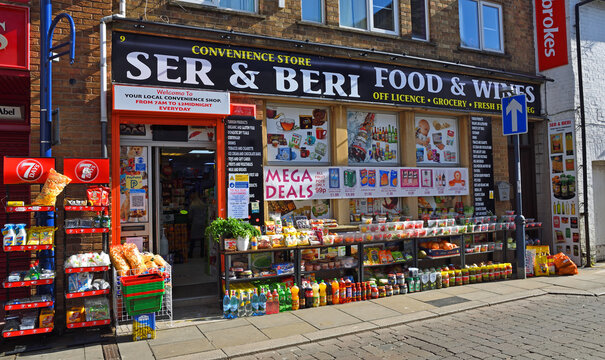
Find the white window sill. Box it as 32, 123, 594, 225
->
169, 0, 266, 19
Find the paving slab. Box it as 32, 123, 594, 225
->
467, 282, 526, 295
504, 278, 552, 290
148, 325, 205, 346
370, 310, 437, 328
437, 285, 482, 295
150, 338, 215, 359
197, 317, 249, 333
457, 289, 500, 301
428, 300, 485, 316
483, 289, 546, 305
550, 278, 603, 291
246, 311, 307, 329
370, 295, 437, 314
117, 339, 154, 359
336, 301, 401, 322
19, 348, 85, 360
222, 334, 308, 357
541, 286, 595, 296
84, 345, 105, 360
204, 324, 269, 348
291, 306, 361, 330
260, 321, 318, 339
163, 349, 227, 360
302, 322, 378, 341
406, 290, 454, 302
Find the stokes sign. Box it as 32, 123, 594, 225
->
535, 0, 568, 71
3, 157, 55, 184
63, 158, 110, 184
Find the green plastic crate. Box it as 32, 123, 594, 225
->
124, 292, 164, 316
121, 274, 165, 296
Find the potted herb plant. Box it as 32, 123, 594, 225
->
206, 217, 260, 251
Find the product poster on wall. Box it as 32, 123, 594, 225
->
347, 111, 399, 164
548, 119, 581, 265
227, 174, 250, 219
264, 166, 468, 201
266, 105, 330, 164
268, 199, 331, 220
415, 116, 459, 165
349, 198, 403, 219
120, 146, 148, 223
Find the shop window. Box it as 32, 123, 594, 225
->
183, 0, 256, 13
347, 111, 399, 165
266, 104, 330, 164
269, 199, 331, 222
339, 0, 398, 34
411, 0, 429, 41
458, 0, 503, 52
302, 0, 324, 23
415, 115, 459, 165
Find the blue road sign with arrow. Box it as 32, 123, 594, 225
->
501, 94, 528, 136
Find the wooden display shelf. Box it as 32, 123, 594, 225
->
2, 327, 53, 338
64, 266, 109, 274
222, 273, 294, 283
65, 228, 110, 234
64, 206, 108, 212
66, 319, 110, 329
5, 206, 54, 213
3, 279, 54, 288
65, 289, 110, 299
3, 245, 53, 252
5, 301, 53, 311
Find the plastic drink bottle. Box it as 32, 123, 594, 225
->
345, 278, 352, 303
266, 290, 274, 315
299, 282, 306, 308
251, 289, 259, 316
339, 278, 346, 303
258, 290, 267, 316
326, 281, 332, 305
285, 286, 292, 311
278, 285, 285, 312
305, 283, 313, 308
245, 290, 253, 316
14, 224, 26, 245
238, 292, 246, 318
332, 279, 340, 305
319, 281, 327, 306
291, 284, 300, 310
365, 282, 372, 300
312, 281, 320, 307
361, 283, 367, 301
230, 290, 239, 318
356, 283, 362, 301
223, 290, 231, 319
272, 289, 280, 314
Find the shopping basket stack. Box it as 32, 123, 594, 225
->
120, 273, 165, 316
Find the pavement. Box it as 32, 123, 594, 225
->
3, 264, 605, 359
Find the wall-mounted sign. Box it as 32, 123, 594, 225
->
470, 116, 495, 216
348, 111, 398, 165
0, 4, 29, 70
228, 174, 250, 219
113, 84, 230, 115
535, 0, 568, 71
415, 116, 458, 165
3, 157, 55, 184
264, 166, 469, 201
112, 32, 542, 116
0, 106, 23, 121
63, 158, 110, 184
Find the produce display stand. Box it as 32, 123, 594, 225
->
1, 157, 57, 347
219, 228, 512, 298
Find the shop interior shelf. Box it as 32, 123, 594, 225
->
2, 327, 53, 338
3, 279, 54, 288
5, 206, 54, 213
66, 319, 111, 329
465, 250, 495, 255
5, 301, 54, 311
65, 266, 109, 274
421, 253, 462, 260
3, 245, 53, 252
223, 273, 294, 283
363, 261, 413, 268
65, 228, 110, 234
301, 267, 353, 275
64, 205, 108, 212
65, 289, 110, 299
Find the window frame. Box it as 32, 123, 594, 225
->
301, 0, 325, 23
338, 0, 399, 35
411, 0, 430, 42
459, 0, 504, 53
181, 0, 258, 13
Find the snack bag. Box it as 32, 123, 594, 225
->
153, 254, 168, 267
87, 186, 103, 206
109, 245, 130, 273
553, 252, 578, 275
547, 255, 556, 275
66, 306, 84, 324
27, 227, 40, 245
32, 169, 72, 206
39, 309, 54, 328
39, 227, 55, 245
534, 255, 549, 276
122, 243, 146, 273
525, 246, 537, 277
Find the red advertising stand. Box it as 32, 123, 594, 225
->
2, 157, 57, 338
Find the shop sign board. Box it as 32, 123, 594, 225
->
470, 116, 495, 216
113, 84, 230, 115
535, 0, 568, 71
63, 158, 110, 184
112, 32, 542, 116
227, 174, 250, 219
548, 119, 581, 264
264, 166, 468, 201
0, 4, 29, 70
0, 106, 23, 121
225, 117, 264, 224
3, 157, 55, 184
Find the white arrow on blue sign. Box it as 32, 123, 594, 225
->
501, 94, 528, 136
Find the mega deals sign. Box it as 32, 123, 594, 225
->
535, 0, 568, 71
113, 32, 542, 115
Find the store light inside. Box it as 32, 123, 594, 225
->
189, 150, 215, 154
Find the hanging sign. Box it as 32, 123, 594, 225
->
112, 31, 542, 116
264, 166, 468, 201
3, 157, 55, 184
535, 0, 568, 71
63, 158, 110, 184
548, 119, 581, 264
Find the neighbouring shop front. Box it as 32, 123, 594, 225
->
109, 29, 548, 306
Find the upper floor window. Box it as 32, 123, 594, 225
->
198, 0, 256, 12
302, 0, 324, 23
339, 0, 398, 34
411, 0, 429, 41
459, 0, 503, 52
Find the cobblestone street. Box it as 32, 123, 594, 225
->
238, 295, 605, 360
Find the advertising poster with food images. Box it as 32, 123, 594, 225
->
120, 146, 149, 223
415, 116, 459, 165
349, 198, 404, 220
264, 166, 468, 201
266, 105, 330, 164
548, 120, 581, 264
347, 111, 399, 164
268, 199, 331, 221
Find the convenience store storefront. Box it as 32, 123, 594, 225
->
110, 30, 544, 296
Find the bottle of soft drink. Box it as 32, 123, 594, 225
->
312, 281, 320, 307
223, 290, 231, 319
339, 278, 346, 303
278, 285, 286, 312
291, 284, 300, 310
361, 283, 367, 301
299, 281, 306, 309
272, 289, 280, 314
230, 290, 239, 318
245, 290, 253, 316
319, 281, 327, 306
332, 278, 340, 305
238, 292, 246, 317
266, 289, 274, 315
356, 282, 362, 302
251, 289, 259, 316
326, 280, 332, 305
285, 286, 292, 311
365, 282, 372, 300
305, 282, 313, 308
258, 290, 267, 316
345, 278, 352, 303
